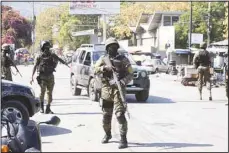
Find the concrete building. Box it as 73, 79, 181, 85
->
119, 11, 184, 58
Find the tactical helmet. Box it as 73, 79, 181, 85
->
200, 42, 207, 49
1, 43, 11, 51
105, 37, 120, 50
40, 40, 51, 51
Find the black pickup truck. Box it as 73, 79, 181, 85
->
1, 79, 40, 125
70, 44, 150, 102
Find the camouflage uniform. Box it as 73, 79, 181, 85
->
1, 44, 14, 81
94, 37, 133, 149
193, 42, 212, 100
32, 41, 68, 114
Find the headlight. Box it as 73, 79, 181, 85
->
141, 71, 147, 78
29, 88, 35, 97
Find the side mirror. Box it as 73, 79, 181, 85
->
84, 60, 91, 66
136, 61, 142, 66
44, 116, 60, 126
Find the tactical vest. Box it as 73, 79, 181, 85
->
111, 55, 128, 80
38, 54, 57, 76
1, 55, 12, 67
198, 50, 210, 66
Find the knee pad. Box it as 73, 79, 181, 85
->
116, 112, 126, 124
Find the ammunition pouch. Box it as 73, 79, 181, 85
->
103, 71, 112, 79
36, 75, 41, 85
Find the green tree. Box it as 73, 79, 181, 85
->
110, 2, 189, 39
223, 2, 228, 39
175, 2, 226, 48
1, 5, 32, 48
35, 4, 98, 51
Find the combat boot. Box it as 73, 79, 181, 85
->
118, 135, 128, 149
40, 102, 44, 113
101, 132, 112, 144
45, 104, 54, 114
209, 97, 212, 101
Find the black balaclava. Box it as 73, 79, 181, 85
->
107, 44, 119, 58
42, 44, 51, 56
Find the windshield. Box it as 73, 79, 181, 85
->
93, 51, 106, 63
92, 51, 136, 65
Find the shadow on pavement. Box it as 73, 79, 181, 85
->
126, 95, 175, 104
54, 112, 102, 115
110, 141, 213, 149
40, 125, 72, 137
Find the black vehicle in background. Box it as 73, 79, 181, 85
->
1, 79, 40, 125
70, 44, 150, 102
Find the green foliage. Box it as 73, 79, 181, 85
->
111, 2, 189, 40
175, 2, 226, 48
35, 4, 98, 51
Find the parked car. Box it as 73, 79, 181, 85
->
150, 58, 170, 73
1, 79, 40, 125
70, 44, 150, 102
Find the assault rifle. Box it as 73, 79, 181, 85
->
104, 56, 130, 119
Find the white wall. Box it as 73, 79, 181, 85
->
158, 26, 175, 51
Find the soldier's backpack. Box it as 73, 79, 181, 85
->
38, 53, 58, 75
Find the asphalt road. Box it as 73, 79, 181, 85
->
12, 64, 228, 152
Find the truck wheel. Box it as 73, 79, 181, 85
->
135, 90, 149, 102
71, 75, 81, 96
2, 100, 29, 125
88, 78, 98, 101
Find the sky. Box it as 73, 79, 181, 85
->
2, 2, 64, 19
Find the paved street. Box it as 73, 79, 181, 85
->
12, 64, 228, 152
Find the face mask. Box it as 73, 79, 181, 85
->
107, 45, 118, 57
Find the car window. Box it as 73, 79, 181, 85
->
79, 50, 86, 64
83, 52, 91, 66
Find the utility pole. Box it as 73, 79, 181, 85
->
102, 14, 107, 42
188, 1, 193, 64
207, 2, 211, 46
97, 15, 101, 43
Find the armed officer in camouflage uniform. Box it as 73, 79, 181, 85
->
1, 44, 20, 81
30, 41, 69, 114
94, 37, 133, 149
193, 42, 212, 101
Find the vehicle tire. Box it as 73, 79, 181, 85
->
166, 69, 169, 74
88, 78, 99, 102
181, 79, 188, 86
155, 68, 159, 73
135, 90, 149, 102
71, 75, 81, 96
2, 100, 29, 125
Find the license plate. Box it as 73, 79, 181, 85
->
127, 80, 133, 85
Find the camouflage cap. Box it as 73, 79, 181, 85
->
200, 42, 207, 49
1, 43, 11, 51
105, 37, 120, 50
